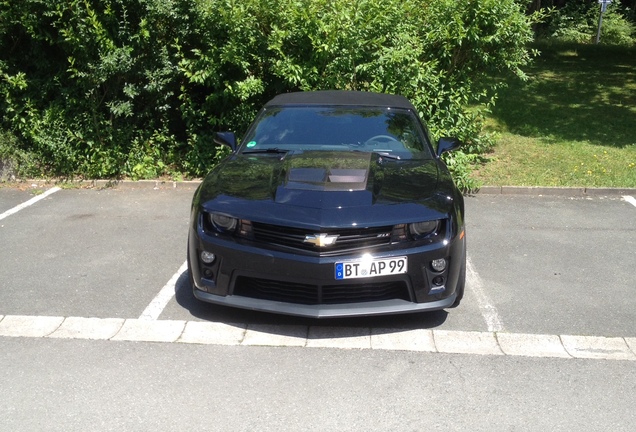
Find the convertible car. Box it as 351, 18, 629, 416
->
188, 90, 466, 318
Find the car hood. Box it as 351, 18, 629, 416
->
195, 151, 455, 228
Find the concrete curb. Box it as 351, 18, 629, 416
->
475, 186, 636, 196
5, 181, 634, 196
1, 315, 635, 361
2, 179, 202, 190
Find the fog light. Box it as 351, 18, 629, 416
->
432, 276, 445, 286
200, 251, 216, 264
431, 258, 446, 272
203, 268, 214, 279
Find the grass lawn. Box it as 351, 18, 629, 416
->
475, 42, 636, 188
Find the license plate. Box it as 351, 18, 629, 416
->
335, 257, 407, 280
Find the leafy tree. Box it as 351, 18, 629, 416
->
1, 0, 539, 191
543, 1, 635, 45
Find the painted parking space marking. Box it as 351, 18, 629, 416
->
466, 257, 504, 332
623, 195, 636, 208
1, 314, 634, 361
0, 186, 61, 221
138, 261, 188, 321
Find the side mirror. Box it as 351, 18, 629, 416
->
213, 132, 237, 151
436, 137, 461, 157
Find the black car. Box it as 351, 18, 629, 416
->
188, 90, 466, 318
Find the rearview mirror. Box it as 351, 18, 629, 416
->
436, 137, 461, 157
213, 132, 237, 151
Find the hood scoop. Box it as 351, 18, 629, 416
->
286, 167, 369, 191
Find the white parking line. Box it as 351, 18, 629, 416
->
0, 186, 61, 221
623, 195, 636, 208
466, 257, 504, 332
138, 261, 188, 321
0, 314, 634, 361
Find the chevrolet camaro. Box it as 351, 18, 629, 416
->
188, 90, 466, 318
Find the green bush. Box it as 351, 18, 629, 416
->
547, 2, 635, 46
1, 0, 538, 191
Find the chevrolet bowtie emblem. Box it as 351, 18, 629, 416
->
304, 233, 340, 247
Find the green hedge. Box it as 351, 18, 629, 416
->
1, 0, 538, 190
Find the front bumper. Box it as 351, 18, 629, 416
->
188, 224, 465, 319
193, 290, 457, 318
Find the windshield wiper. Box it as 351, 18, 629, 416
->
349, 149, 401, 160
242, 148, 290, 155
374, 152, 401, 160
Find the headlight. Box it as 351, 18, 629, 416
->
409, 220, 439, 238
210, 213, 238, 233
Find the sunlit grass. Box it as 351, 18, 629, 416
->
475, 133, 636, 187
475, 42, 636, 188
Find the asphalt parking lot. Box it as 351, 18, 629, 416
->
1, 184, 634, 337
1, 184, 635, 431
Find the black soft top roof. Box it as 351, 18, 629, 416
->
265, 90, 416, 110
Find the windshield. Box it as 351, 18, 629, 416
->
240, 106, 434, 160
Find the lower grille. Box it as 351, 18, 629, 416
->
233, 277, 411, 305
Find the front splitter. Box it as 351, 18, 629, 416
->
193, 290, 456, 319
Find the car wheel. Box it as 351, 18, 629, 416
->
449, 255, 466, 308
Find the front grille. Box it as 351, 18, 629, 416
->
248, 222, 393, 254
233, 276, 411, 305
